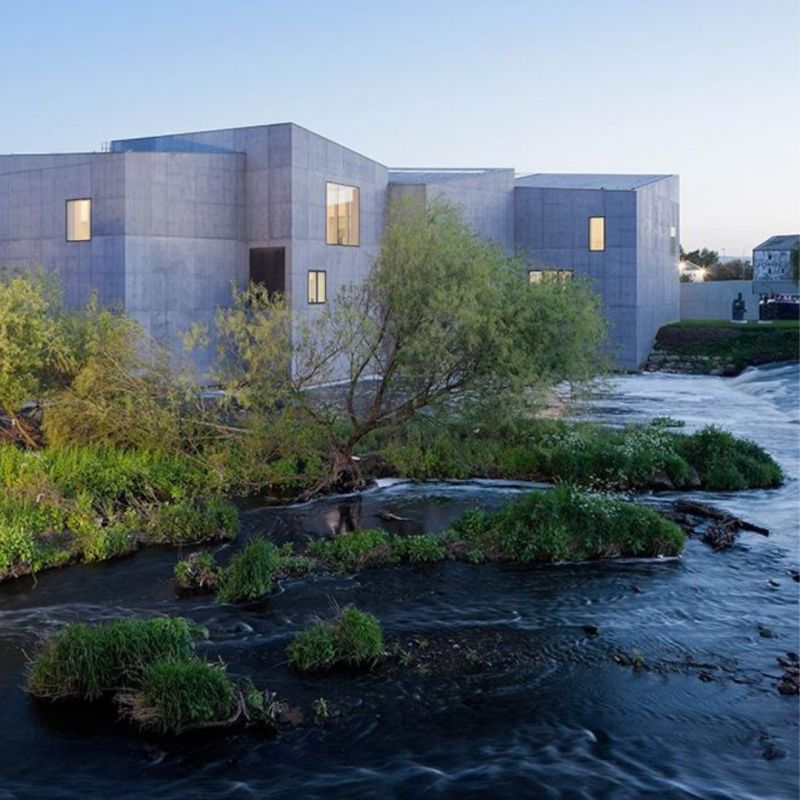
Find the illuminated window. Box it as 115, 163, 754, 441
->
66, 199, 91, 241
308, 270, 327, 304
588, 216, 605, 252
528, 269, 573, 284
326, 183, 360, 246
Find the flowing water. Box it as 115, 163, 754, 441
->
0, 365, 797, 799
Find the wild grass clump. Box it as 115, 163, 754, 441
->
146, 497, 238, 545
446, 484, 686, 562
0, 443, 239, 580
174, 551, 221, 593
676, 426, 783, 490
26, 617, 200, 701
306, 529, 397, 573
127, 658, 236, 734
286, 606, 384, 673
216, 538, 283, 603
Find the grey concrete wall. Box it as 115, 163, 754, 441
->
288, 125, 388, 326
680, 280, 758, 321
0, 152, 126, 306
389, 170, 514, 253
513, 185, 640, 367
121, 151, 245, 356
635, 176, 680, 366
112, 124, 388, 377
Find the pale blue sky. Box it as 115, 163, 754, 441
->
3, 0, 798, 254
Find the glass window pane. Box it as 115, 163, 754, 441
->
326, 183, 360, 246
308, 271, 317, 303
318, 270, 326, 303
528, 270, 542, 284
67, 199, 91, 241
589, 216, 605, 251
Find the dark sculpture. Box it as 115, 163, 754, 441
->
731, 292, 746, 321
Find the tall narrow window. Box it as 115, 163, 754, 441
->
326, 183, 360, 246
308, 270, 327, 304
66, 199, 91, 241
588, 216, 605, 252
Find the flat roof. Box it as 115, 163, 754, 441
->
388, 168, 511, 184
514, 173, 674, 190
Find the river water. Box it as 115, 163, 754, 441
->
0, 364, 797, 799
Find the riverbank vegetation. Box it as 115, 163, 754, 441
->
26, 616, 276, 735
651, 320, 799, 374
0, 197, 784, 584
174, 486, 687, 602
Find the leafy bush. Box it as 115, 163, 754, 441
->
366, 415, 782, 493
131, 659, 236, 734
146, 497, 238, 545
676, 426, 783, 490
216, 538, 283, 603
391, 533, 447, 562
0, 494, 70, 574
26, 617, 199, 700
174, 551, 220, 592
446, 485, 686, 562
286, 606, 384, 673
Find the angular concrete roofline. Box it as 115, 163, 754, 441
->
110, 121, 387, 167
514, 173, 676, 191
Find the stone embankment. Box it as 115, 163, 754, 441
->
644, 350, 738, 376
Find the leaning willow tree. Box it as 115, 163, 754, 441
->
209, 196, 609, 494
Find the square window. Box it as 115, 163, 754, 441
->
308, 270, 327, 304
326, 183, 360, 246
66, 199, 91, 241
588, 216, 605, 252
528, 270, 542, 284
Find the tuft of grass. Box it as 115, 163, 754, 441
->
286, 606, 384, 673
145, 497, 238, 545
130, 658, 236, 734
216, 538, 283, 603
26, 617, 200, 701
306, 529, 397, 573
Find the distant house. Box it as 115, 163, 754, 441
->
679, 260, 705, 282
752, 234, 799, 317
753, 234, 799, 281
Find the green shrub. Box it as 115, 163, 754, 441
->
391, 533, 447, 562
174, 551, 220, 592
0, 494, 71, 574
81, 511, 140, 563
307, 529, 397, 573
286, 606, 384, 673
146, 497, 238, 545
132, 658, 236, 734
676, 426, 783, 490
26, 617, 199, 700
446, 485, 686, 562
216, 538, 282, 603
